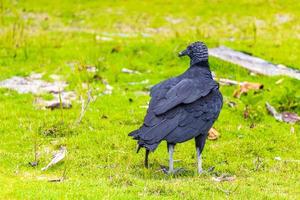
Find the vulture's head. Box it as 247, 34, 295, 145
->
179, 41, 208, 65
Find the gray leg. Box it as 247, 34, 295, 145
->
195, 134, 207, 174
168, 143, 175, 173
196, 147, 203, 174
161, 143, 184, 174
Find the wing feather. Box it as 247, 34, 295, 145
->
153, 78, 217, 115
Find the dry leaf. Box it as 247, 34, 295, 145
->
208, 128, 219, 140
214, 78, 263, 98
42, 146, 67, 171
233, 82, 263, 98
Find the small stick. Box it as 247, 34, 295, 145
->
74, 89, 92, 125
215, 186, 230, 195
217, 78, 240, 86
58, 89, 64, 122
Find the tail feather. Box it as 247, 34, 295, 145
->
129, 117, 178, 152
139, 116, 178, 143
136, 145, 141, 153
138, 141, 159, 152
128, 129, 139, 138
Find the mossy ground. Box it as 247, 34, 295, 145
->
0, 0, 299, 199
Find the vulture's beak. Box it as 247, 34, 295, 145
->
178, 49, 188, 57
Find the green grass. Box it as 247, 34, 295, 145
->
0, 0, 300, 199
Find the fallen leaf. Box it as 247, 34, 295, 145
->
212, 174, 236, 182
233, 82, 263, 98
42, 146, 67, 171
208, 128, 219, 140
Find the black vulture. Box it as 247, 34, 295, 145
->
129, 41, 223, 174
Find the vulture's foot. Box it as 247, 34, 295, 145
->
160, 165, 185, 174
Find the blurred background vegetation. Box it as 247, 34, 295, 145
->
0, 0, 299, 199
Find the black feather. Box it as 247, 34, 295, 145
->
129, 42, 223, 153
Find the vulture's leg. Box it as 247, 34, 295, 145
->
168, 143, 175, 173
144, 149, 150, 168
195, 134, 207, 174
196, 148, 203, 174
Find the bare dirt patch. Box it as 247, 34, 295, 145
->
0, 73, 76, 109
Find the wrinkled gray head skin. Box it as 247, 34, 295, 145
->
179, 41, 208, 66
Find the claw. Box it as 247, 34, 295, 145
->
160, 166, 185, 174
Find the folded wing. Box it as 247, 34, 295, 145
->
152, 78, 217, 115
